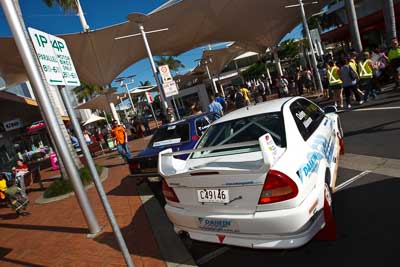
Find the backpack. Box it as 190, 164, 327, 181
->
348, 66, 358, 81
235, 92, 245, 108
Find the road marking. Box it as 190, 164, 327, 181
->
353, 106, 400, 112
334, 170, 371, 193
340, 153, 400, 178
196, 246, 231, 265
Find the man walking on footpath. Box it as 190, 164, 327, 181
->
208, 95, 224, 119
388, 38, 400, 90
111, 120, 131, 162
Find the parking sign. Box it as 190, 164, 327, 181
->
28, 27, 80, 86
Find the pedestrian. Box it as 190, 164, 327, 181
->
83, 129, 92, 144
295, 67, 304, 95
140, 114, 151, 136
327, 61, 343, 108
358, 51, 377, 102
190, 102, 202, 115
388, 37, 400, 90
234, 87, 246, 109
111, 120, 131, 162
371, 47, 387, 92
208, 95, 224, 119
277, 75, 289, 97
339, 58, 362, 109
239, 84, 251, 106
303, 69, 313, 93
215, 94, 227, 111
319, 63, 329, 99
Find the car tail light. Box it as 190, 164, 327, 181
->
192, 135, 199, 141
337, 132, 344, 155
129, 162, 140, 173
258, 170, 298, 204
162, 179, 180, 203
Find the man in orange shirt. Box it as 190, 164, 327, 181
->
111, 120, 131, 162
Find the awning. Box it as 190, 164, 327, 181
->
74, 93, 120, 111
0, 0, 328, 87
83, 114, 106, 126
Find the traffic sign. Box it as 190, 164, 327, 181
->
28, 27, 80, 86
162, 81, 179, 98
145, 92, 154, 103
158, 64, 173, 83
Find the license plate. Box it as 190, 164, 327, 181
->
147, 176, 161, 182
197, 189, 229, 203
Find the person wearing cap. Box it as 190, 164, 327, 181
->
358, 51, 377, 101
111, 120, 131, 162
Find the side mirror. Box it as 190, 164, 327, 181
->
323, 105, 337, 114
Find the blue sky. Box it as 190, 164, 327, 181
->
0, 0, 301, 93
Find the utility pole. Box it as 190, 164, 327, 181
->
384, 0, 397, 44
345, 0, 362, 52
60, 87, 134, 267
286, 0, 323, 92
0, 0, 101, 235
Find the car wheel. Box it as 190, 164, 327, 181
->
324, 182, 333, 213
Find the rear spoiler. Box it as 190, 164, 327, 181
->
158, 133, 280, 177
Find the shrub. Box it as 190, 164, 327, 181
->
43, 165, 103, 198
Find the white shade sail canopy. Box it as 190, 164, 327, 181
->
75, 85, 158, 111
0, 0, 328, 87
83, 114, 106, 126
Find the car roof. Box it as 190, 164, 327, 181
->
215, 97, 293, 124
160, 112, 213, 128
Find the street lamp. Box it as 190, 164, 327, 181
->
115, 13, 170, 114
196, 56, 218, 94
285, 0, 323, 93
114, 75, 136, 116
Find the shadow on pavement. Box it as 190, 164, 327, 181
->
0, 212, 19, 220
201, 176, 400, 266
0, 223, 87, 234
107, 176, 143, 197
344, 119, 400, 137
0, 246, 45, 267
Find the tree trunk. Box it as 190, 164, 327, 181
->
12, 0, 83, 179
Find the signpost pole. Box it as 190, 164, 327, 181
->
298, 0, 323, 92
60, 86, 135, 267
172, 96, 181, 120
138, 24, 169, 111
0, 0, 101, 235
124, 83, 136, 115
149, 102, 159, 128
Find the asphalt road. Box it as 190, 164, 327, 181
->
179, 87, 400, 267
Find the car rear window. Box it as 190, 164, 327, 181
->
149, 123, 190, 147
191, 112, 285, 158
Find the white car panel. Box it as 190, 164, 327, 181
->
159, 97, 342, 249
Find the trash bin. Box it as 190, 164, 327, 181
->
107, 138, 116, 150
50, 152, 59, 171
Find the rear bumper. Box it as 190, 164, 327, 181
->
165, 183, 325, 249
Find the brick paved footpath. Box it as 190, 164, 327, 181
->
0, 136, 167, 267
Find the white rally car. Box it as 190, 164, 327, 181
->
158, 97, 343, 249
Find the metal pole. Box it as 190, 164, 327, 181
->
384, 0, 397, 43
172, 96, 181, 120
273, 48, 283, 77
205, 63, 217, 94
299, 0, 323, 92
1, 0, 101, 235
120, 97, 128, 121
124, 83, 136, 115
60, 87, 135, 267
75, 0, 89, 32
344, 0, 362, 52
148, 102, 159, 128
138, 24, 169, 111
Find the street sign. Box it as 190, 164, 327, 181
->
158, 64, 173, 83
162, 80, 179, 98
145, 92, 154, 103
28, 27, 80, 86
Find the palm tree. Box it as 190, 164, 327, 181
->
41, 0, 78, 12
139, 80, 151, 87
73, 82, 103, 102
155, 56, 185, 72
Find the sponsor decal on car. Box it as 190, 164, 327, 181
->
198, 218, 239, 233
299, 152, 322, 182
